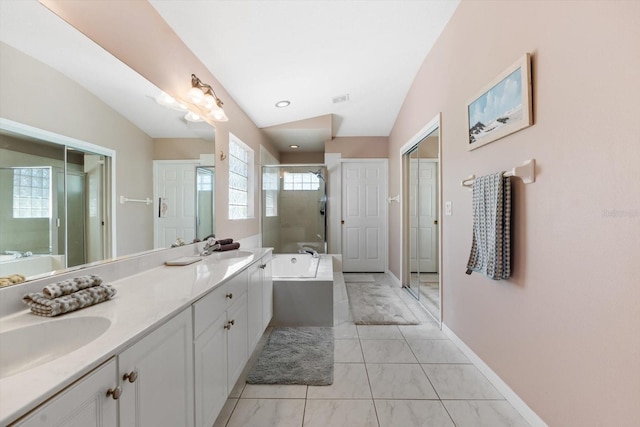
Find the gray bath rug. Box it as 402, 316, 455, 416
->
247, 327, 334, 386
346, 282, 420, 325
342, 273, 376, 283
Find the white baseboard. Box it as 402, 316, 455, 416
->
442, 324, 548, 427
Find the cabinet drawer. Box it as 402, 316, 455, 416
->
194, 270, 248, 338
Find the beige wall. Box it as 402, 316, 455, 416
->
41, 0, 280, 244
0, 42, 154, 256
325, 136, 388, 158
279, 151, 325, 164
153, 137, 214, 161
388, 1, 640, 426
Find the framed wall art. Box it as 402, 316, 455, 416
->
466, 53, 532, 151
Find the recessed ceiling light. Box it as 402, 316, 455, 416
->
289, 144, 299, 149
275, 100, 291, 108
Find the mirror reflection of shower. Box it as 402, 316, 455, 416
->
262, 164, 327, 254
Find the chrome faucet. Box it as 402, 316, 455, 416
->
299, 248, 319, 258
4, 250, 32, 259
200, 237, 220, 256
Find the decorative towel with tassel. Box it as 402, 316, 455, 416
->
466, 172, 511, 280
23, 278, 116, 317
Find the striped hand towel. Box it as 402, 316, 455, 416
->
466, 172, 511, 280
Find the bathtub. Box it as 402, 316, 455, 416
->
271, 253, 334, 326
0, 255, 65, 278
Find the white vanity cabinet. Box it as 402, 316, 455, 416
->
248, 252, 274, 350
13, 359, 118, 427
118, 308, 194, 427
193, 270, 248, 427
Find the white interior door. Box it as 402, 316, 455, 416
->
154, 161, 198, 248
417, 160, 437, 272
341, 160, 387, 272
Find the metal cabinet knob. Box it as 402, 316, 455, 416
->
123, 370, 138, 383
106, 386, 122, 400
226, 293, 233, 299
224, 319, 235, 330
259, 264, 266, 269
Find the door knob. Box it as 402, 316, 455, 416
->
341, 220, 345, 224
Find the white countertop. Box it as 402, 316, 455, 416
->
0, 248, 270, 425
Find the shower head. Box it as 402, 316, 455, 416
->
308, 169, 325, 181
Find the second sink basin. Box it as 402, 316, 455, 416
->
0, 316, 111, 379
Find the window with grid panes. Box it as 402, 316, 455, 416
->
12, 167, 51, 218
228, 136, 254, 219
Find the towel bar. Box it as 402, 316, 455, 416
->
461, 159, 535, 189
119, 195, 153, 205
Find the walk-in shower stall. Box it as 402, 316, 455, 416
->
262, 164, 327, 254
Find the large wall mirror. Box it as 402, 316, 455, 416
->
0, 1, 215, 282
0, 123, 115, 278
401, 115, 442, 323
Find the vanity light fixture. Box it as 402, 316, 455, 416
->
187, 74, 229, 122
289, 144, 299, 149
184, 111, 204, 122
275, 100, 291, 108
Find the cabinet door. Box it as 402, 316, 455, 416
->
119, 308, 194, 427
247, 262, 263, 351
194, 311, 228, 427
15, 359, 118, 427
261, 254, 273, 331
226, 293, 248, 393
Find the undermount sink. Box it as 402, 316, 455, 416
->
0, 316, 111, 379
210, 250, 253, 260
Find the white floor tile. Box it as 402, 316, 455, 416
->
375, 399, 455, 427
361, 339, 418, 363
443, 400, 531, 427
398, 323, 448, 340
226, 399, 305, 427
334, 339, 364, 363
367, 363, 438, 399
408, 340, 471, 364
241, 384, 307, 399
307, 363, 372, 399
357, 325, 404, 339
422, 364, 503, 399
303, 400, 378, 427
333, 322, 359, 339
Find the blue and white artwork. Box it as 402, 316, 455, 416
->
468, 67, 523, 144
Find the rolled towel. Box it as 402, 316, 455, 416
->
22, 283, 117, 317
43, 275, 103, 299
0, 274, 26, 288
217, 242, 240, 252
215, 238, 234, 245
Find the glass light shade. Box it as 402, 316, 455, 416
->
187, 86, 204, 104
202, 93, 216, 109
184, 111, 203, 122
207, 105, 228, 122
155, 91, 175, 107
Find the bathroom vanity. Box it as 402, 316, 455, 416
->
0, 247, 273, 427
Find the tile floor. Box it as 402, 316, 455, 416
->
214, 273, 530, 427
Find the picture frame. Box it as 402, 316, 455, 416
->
466, 53, 532, 151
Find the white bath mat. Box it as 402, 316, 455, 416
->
342, 273, 376, 283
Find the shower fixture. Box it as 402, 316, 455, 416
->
308, 169, 325, 181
